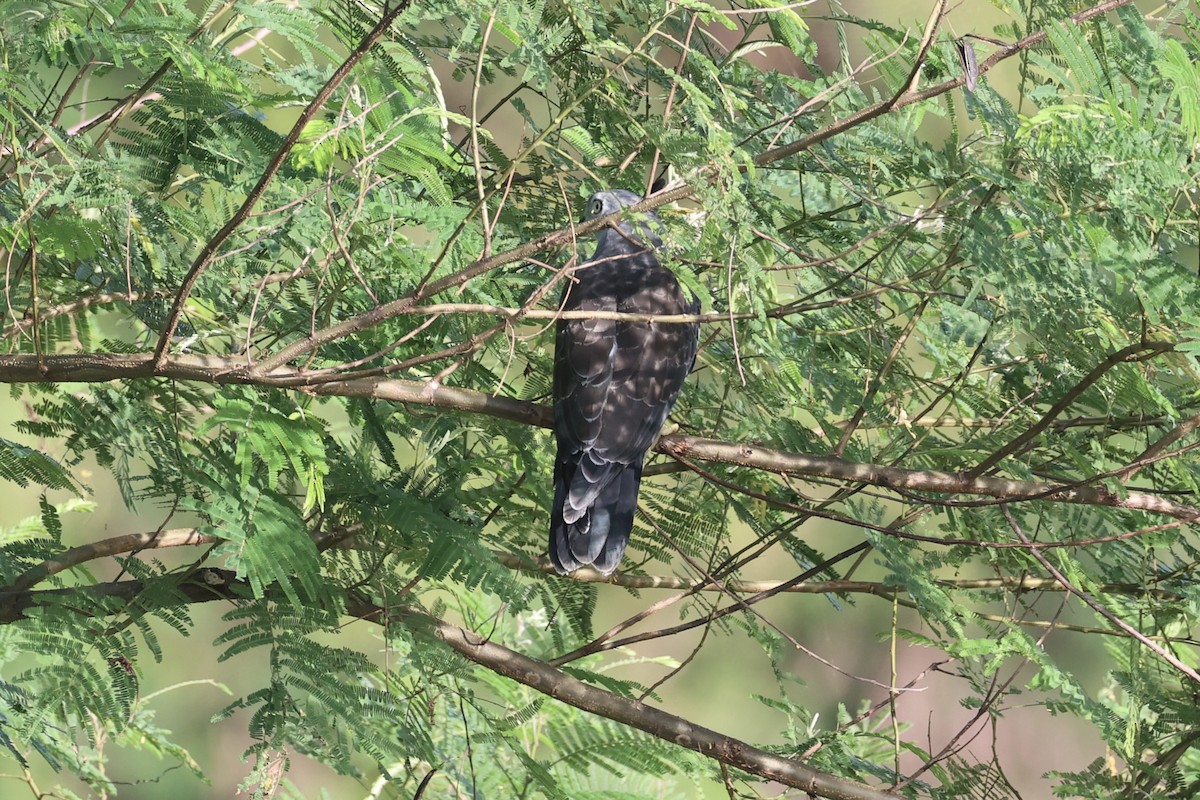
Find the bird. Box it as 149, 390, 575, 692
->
549, 189, 700, 575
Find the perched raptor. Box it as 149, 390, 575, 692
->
549, 189, 700, 575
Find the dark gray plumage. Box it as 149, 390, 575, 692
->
549, 189, 700, 575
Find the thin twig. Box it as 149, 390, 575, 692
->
150, 1, 415, 368
1001, 505, 1200, 686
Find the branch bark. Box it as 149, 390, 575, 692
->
419, 606, 896, 800
0, 572, 898, 800
0, 351, 1193, 523
1117, 411, 1200, 482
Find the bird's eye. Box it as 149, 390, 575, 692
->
589, 199, 603, 216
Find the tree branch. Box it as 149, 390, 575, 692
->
2, 290, 175, 339
1117, 411, 1200, 482
415, 604, 897, 800
242, 0, 1140, 373
659, 432, 1199, 521
969, 341, 1172, 476
10, 527, 1180, 601
753, 0, 1140, 166
150, 0, 415, 368
9, 528, 214, 592
0, 572, 898, 800
0, 351, 1195, 523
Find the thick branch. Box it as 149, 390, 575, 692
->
412, 606, 895, 800
659, 434, 1199, 521
10, 528, 213, 592
0, 351, 1195, 523
0, 573, 896, 800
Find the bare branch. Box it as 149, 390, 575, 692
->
0, 571, 899, 800
1117, 411, 1200, 482
659, 432, 1199, 522
10, 528, 214, 592
0, 351, 1195, 523
897, 0, 949, 99
2, 290, 175, 339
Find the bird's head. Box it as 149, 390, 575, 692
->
583, 189, 664, 255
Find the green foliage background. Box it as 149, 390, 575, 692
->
2, 0, 1200, 797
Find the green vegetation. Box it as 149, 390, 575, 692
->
2, 0, 1200, 797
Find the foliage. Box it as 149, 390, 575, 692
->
1, 0, 1199, 797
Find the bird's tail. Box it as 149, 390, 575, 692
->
550, 459, 643, 575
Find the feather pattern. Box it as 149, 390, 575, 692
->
550, 190, 700, 575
